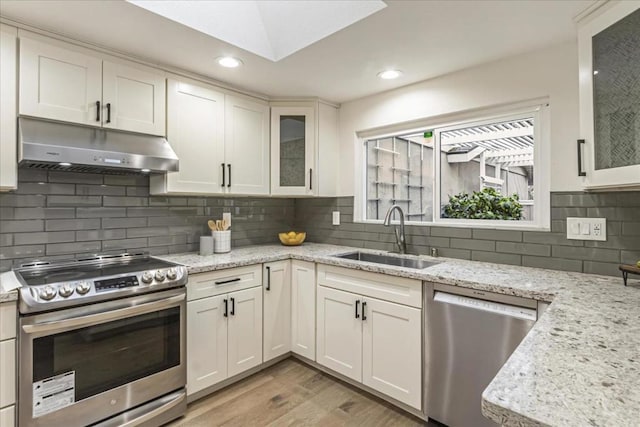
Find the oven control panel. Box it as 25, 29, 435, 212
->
24, 266, 187, 308
95, 275, 139, 292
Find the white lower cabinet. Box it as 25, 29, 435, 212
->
187, 294, 228, 393
361, 297, 422, 409
0, 405, 14, 427
186, 267, 263, 396
263, 261, 291, 362
227, 286, 263, 377
316, 265, 422, 410
317, 286, 363, 381
290, 260, 316, 360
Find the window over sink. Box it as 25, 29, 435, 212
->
360, 103, 550, 230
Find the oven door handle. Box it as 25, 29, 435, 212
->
22, 294, 185, 335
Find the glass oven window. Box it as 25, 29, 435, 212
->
32, 307, 180, 401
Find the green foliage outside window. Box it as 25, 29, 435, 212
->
442, 187, 523, 220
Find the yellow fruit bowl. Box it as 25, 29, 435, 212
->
279, 231, 306, 246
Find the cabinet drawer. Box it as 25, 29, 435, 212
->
317, 264, 422, 308
187, 265, 262, 301
0, 303, 16, 340
0, 405, 14, 427
0, 339, 15, 408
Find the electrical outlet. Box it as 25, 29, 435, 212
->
223, 212, 231, 227
332, 211, 340, 226
566, 217, 606, 241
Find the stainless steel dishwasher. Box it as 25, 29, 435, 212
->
426, 282, 538, 427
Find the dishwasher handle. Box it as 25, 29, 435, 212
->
433, 291, 537, 321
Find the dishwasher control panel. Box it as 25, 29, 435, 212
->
434, 291, 537, 321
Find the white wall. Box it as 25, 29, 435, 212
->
338, 41, 580, 195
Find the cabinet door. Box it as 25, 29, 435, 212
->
224, 95, 270, 195
227, 286, 263, 377
19, 37, 102, 126
263, 261, 291, 361
271, 106, 316, 196
0, 25, 17, 192
362, 298, 422, 409
316, 286, 362, 382
578, 3, 640, 188
0, 339, 15, 408
151, 79, 225, 194
0, 406, 14, 427
102, 60, 166, 136
187, 295, 228, 395
291, 260, 316, 360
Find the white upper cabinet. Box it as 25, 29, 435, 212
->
102, 61, 166, 135
151, 81, 269, 196
0, 24, 17, 192
19, 35, 166, 135
225, 95, 270, 195
270, 101, 339, 197
19, 37, 102, 126
271, 105, 316, 196
151, 79, 225, 195
578, 3, 640, 189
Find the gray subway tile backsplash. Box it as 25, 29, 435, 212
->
1, 170, 638, 277
0, 169, 295, 271
294, 192, 640, 277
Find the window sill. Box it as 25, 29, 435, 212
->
357, 219, 550, 232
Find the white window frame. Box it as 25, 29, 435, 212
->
355, 101, 551, 231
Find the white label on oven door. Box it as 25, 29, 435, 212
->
33, 371, 75, 418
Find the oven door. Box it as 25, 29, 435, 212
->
19, 288, 186, 427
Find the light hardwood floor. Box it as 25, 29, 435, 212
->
167, 358, 433, 426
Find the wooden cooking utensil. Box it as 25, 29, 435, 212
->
207, 220, 217, 231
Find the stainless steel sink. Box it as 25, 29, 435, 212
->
334, 251, 439, 270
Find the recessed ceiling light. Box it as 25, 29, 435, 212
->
58, 162, 72, 167
377, 70, 402, 80
217, 56, 243, 68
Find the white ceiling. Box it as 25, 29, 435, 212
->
0, 0, 594, 104
126, 0, 387, 62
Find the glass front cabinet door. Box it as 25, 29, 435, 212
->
271, 106, 316, 195
578, 2, 640, 189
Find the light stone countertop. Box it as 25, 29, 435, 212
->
158, 243, 640, 427
1, 243, 638, 425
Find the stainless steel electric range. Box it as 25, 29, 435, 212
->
13, 253, 189, 427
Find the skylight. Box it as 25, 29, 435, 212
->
127, 0, 387, 62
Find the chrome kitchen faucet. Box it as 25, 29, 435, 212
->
383, 205, 408, 254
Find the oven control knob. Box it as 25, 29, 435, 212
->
166, 268, 178, 280
58, 284, 74, 298
141, 271, 154, 284
39, 286, 57, 301
76, 281, 91, 295
154, 270, 166, 282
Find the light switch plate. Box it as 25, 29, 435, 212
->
566, 217, 606, 241
223, 212, 231, 227
332, 211, 340, 226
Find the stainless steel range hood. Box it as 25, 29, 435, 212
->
18, 117, 179, 174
